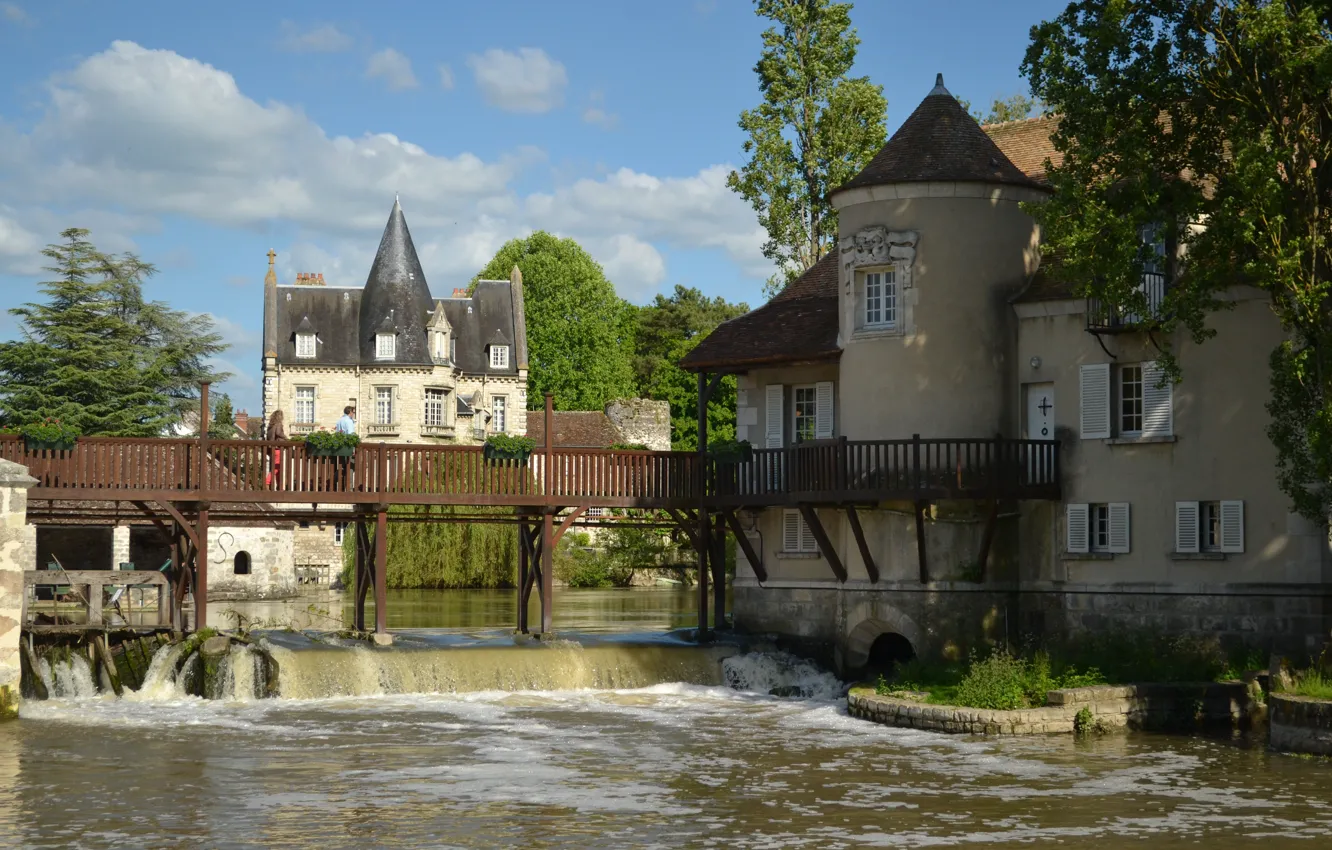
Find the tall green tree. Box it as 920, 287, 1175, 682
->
0, 228, 227, 436
633, 286, 749, 450
209, 393, 239, 439
473, 232, 637, 411
972, 93, 1041, 124
1023, 0, 1332, 519
728, 0, 888, 300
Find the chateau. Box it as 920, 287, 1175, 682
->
685, 75, 1332, 671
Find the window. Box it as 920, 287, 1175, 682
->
375, 386, 395, 426
376, 333, 396, 360
492, 396, 507, 432
433, 332, 448, 361
1080, 362, 1172, 440
295, 387, 316, 424
424, 388, 447, 428
863, 269, 898, 328
295, 333, 316, 358
450, 337, 457, 363
1176, 500, 1244, 554
1120, 364, 1143, 435
490, 345, 509, 369
233, 551, 251, 576
333, 523, 346, 545
1066, 503, 1130, 554
586, 507, 606, 519
782, 509, 819, 553
793, 386, 817, 443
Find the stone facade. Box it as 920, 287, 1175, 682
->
0, 460, 37, 719
604, 399, 672, 451
206, 524, 297, 601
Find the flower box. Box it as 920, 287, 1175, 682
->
303, 431, 360, 457
707, 440, 753, 464
482, 443, 532, 464
308, 446, 356, 458
24, 438, 76, 453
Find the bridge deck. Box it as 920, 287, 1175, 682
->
2, 434, 1059, 508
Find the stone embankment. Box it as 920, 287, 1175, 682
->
1269, 694, 1332, 755
847, 682, 1256, 736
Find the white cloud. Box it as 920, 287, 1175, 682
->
582, 90, 617, 130
589, 235, 666, 302
366, 48, 418, 91
279, 22, 352, 53
467, 48, 567, 113
1, 3, 30, 25
438, 63, 454, 90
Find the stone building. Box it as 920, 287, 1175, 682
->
684, 75, 1332, 671
260, 198, 531, 580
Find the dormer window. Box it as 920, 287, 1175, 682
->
295, 332, 316, 358
376, 333, 396, 360
433, 331, 450, 362
490, 345, 509, 369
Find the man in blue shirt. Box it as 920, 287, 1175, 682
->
335, 406, 356, 435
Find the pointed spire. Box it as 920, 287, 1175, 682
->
262, 249, 278, 359
509, 263, 529, 370
360, 198, 434, 364
928, 73, 949, 96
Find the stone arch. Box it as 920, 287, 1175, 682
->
233, 550, 252, 576
843, 608, 924, 672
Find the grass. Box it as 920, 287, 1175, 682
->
873, 631, 1270, 711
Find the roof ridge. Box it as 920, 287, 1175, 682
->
981, 113, 1056, 130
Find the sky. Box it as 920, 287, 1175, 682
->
0, 0, 1070, 413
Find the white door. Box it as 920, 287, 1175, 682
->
1025, 383, 1055, 482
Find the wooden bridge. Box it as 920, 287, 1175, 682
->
6, 391, 1060, 641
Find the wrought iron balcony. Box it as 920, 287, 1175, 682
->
1087, 273, 1168, 333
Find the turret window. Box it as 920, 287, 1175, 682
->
376, 333, 396, 360
295, 333, 316, 358
490, 345, 509, 369
863, 269, 897, 329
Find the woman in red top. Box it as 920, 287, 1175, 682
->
267, 409, 286, 488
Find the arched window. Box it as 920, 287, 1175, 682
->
233, 551, 252, 575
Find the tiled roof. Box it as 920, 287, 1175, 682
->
526, 411, 625, 448
679, 251, 840, 372
836, 76, 1046, 195
984, 115, 1063, 185
1012, 251, 1077, 303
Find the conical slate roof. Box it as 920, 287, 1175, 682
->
835, 74, 1047, 194
360, 198, 434, 364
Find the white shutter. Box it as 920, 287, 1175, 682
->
1175, 501, 1200, 554
1219, 500, 1245, 553
765, 384, 785, 448
1142, 361, 1173, 437
1107, 502, 1131, 553
1079, 364, 1111, 439
814, 381, 834, 439
1066, 504, 1089, 554
783, 510, 800, 552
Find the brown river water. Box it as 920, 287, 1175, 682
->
4, 588, 1331, 848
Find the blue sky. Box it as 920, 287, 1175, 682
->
0, 0, 1069, 413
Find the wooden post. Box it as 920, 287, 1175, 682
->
199, 382, 211, 495
696, 371, 710, 642
374, 508, 388, 635
196, 507, 209, 629
540, 511, 554, 634
517, 519, 529, 634
87, 579, 103, 627
353, 518, 368, 632
543, 392, 554, 506
711, 512, 726, 629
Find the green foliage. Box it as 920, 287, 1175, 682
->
1284, 670, 1332, 700
341, 507, 518, 589
209, 394, 239, 440
1023, 0, 1332, 520
707, 438, 753, 463
608, 442, 650, 451
728, 0, 888, 299
484, 433, 536, 454
19, 418, 80, 444
304, 430, 360, 451
966, 93, 1041, 125
0, 228, 228, 436
473, 232, 636, 412
1073, 706, 1095, 734
633, 286, 748, 451
553, 531, 637, 588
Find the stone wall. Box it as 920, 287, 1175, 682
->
1269, 694, 1332, 756
0, 460, 37, 719
206, 525, 297, 601
847, 681, 1254, 736
605, 398, 671, 450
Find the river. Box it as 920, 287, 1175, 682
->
4, 588, 1331, 848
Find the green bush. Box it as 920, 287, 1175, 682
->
554, 531, 637, 588
608, 442, 650, 451
485, 433, 536, 454
20, 418, 80, 443
304, 430, 359, 451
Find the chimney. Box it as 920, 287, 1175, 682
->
317, 273, 325, 285
234, 409, 249, 435
452, 288, 468, 298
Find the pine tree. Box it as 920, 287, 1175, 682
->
0, 228, 229, 436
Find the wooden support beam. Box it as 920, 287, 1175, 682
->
845, 507, 879, 584
976, 498, 1000, 582
374, 508, 388, 635
552, 506, 587, 546
354, 519, 369, 632
540, 511, 554, 634
721, 510, 767, 583
696, 371, 710, 643
915, 500, 930, 584
711, 512, 726, 629
129, 501, 173, 539
517, 519, 530, 634
798, 504, 847, 583
696, 510, 710, 641
666, 509, 701, 551
156, 500, 200, 552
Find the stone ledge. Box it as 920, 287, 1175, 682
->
847, 681, 1253, 736
1269, 693, 1332, 756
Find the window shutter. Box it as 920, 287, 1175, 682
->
1079, 364, 1111, 439
1219, 500, 1244, 553
1066, 504, 1089, 554
1175, 501, 1200, 554
1107, 502, 1131, 553
814, 382, 834, 439
783, 509, 800, 552
765, 385, 784, 448
1142, 361, 1173, 437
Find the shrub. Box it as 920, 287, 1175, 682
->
1073, 706, 1095, 734
304, 429, 359, 451
20, 418, 80, 443
608, 442, 650, 451
485, 433, 536, 454
954, 650, 1030, 710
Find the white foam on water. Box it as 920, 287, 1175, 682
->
722, 650, 845, 699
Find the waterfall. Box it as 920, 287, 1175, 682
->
721, 651, 846, 700
38, 654, 99, 699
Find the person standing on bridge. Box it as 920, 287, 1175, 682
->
266, 409, 286, 489
335, 406, 357, 435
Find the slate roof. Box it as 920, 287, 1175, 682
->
526, 411, 626, 448
679, 251, 841, 373
835, 75, 1048, 195
271, 200, 523, 374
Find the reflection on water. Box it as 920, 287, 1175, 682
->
213, 586, 727, 633
5, 588, 1332, 849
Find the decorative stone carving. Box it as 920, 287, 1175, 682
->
842, 227, 919, 271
